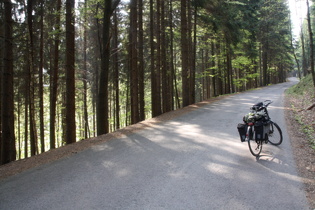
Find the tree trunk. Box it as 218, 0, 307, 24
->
169, 0, 176, 110
262, 47, 268, 86
0, 1, 3, 164
150, 0, 162, 117
65, 0, 76, 144
1, 0, 16, 164
24, 60, 29, 158
301, 29, 307, 77
156, 0, 162, 116
161, 0, 167, 113
113, 10, 120, 130
83, 0, 89, 139
225, 44, 231, 94
138, 0, 145, 121
211, 41, 216, 96
97, 0, 112, 135
181, 0, 189, 107
188, 1, 195, 105
39, 1, 45, 153
129, 0, 139, 124
96, 0, 120, 133
50, 0, 62, 149
306, 0, 315, 87
27, 0, 38, 157
216, 41, 223, 95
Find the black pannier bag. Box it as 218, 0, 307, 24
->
254, 121, 270, 141
237, 123, 247, 142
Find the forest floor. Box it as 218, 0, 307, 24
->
0, 79, 314, 208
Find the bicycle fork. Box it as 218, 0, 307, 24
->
245, 123, 254, 141
246, 123, 262, 150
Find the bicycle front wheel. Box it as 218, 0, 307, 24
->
268, 122, 283, 146
248, 139, 262, 156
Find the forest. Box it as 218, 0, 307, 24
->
0, 0, 314, 165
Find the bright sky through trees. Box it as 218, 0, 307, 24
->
288, 0, 309, 37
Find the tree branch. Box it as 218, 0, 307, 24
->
306, 103, 315, 110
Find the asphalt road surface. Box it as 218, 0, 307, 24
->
0, 78, 310, 209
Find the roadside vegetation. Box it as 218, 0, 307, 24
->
286, 74, 315, 150
286, 75, 315, 208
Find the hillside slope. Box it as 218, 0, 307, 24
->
285, 75, 315, 208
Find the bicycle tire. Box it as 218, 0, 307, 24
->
247, 127, 262, 156
248, 139, 262, 156
268, 121, 283, 146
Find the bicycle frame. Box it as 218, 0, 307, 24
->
242, 100, 283, 156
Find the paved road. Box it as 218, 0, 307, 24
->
0, 78, 310, 210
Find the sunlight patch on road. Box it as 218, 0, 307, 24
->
116, 168, 131, 178
92, 144, 114, 152
205, 162, 234, 179
102, 160, 115, 168
102, 160, 132, 178
168, 171, 188, 179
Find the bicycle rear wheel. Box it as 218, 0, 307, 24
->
268, 121, 282, 146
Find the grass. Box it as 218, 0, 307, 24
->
286, 74, 315, 150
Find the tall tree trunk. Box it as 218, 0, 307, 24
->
216, 41, 223, 95
156, 0, 162, 116
2, 0, 16, 164
188, 1, 195, 105
129, 0, 139, 124
169, 0, 176, 110
161, 0, 167, 113
97, 0, 120, 134
211, 41, 216, 96
138, 0, 145, 121
181, 0, 189, 107
192, 5, 197, 101
262, 46, 268, 86
24, 61, 29, 158
306, 0, 315, 87
226, 43, 234, 93
27, 0, 38, 156
65, 0, 76, 144
113, 10, 120, 129
0, 2, 3, 163
98, 0, 110, 135
39, 0, 45, 153
83, 0, 89, 139
50, 0, 62, 149
301, 28, 307, 77
150, 0, 161, 117
17, 94, 21, 159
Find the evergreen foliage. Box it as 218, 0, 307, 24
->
0, 0, 300, 164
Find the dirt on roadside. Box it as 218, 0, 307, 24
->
0, 95, 228, 181
284, 91, 315, 209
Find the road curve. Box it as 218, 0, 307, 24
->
0, 78, 310, 209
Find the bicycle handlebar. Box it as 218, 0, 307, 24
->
263, 100, 273, 107
250, 100, 273, 111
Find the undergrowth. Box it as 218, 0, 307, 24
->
286, 75, 315, 150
